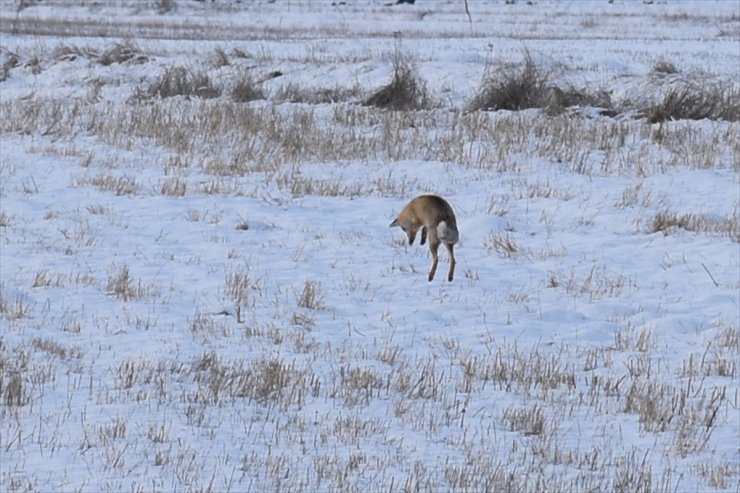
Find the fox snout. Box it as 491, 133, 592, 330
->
389, 217, 416, 245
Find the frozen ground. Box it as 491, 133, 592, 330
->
0, 1, 738, 492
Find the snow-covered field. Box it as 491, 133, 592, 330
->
1, 1, 738, 491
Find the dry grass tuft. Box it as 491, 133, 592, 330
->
545, 85, 615, 116
52, 43, 97, 63
297, 280, 325, 310
0, 345, 32, 407
160, 176, 187, 196
211, 47, 230, 68
468, 50, 614, 116
83, 174, 138, 196
650, 211, 739, 241
364, 47, 430, 111
106, 265, 154, 301
467, 50, 551, 112
503, 403, 547, 436
191, 352, 302, 407
225, 266, 260, 323
1, 49, 20, 82
643, 80, 740, 123
0, 210, 10, 228
140, 65, 221, 100
97, 41, 148, 66
231, 73, 264, 102
155, 0, 176, 14
653, 59, 679, 75
274, 83, 359, 104
485, 232, 519, 258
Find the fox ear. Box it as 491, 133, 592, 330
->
389, 218, 399, 228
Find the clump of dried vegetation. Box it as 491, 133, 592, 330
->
650, 210, 739, 241
139, 64, 221, 100
1, 49, 20, 82
642, 79, 740, 123
52, 42, 98, 62
231, 72, 264, 102
274, 82, 360, 104
652, 59, 679, 75
467, 49, 551, 112
96, 41, 148, 66
364, 44, 431, 111
467, 49, 614, 116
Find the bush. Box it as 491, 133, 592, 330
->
467, 50, 615, 116
231, 74, 264, 103
652, 60, 679, 75
1, 50, 19, 82
211, 47, 230, 68
143, 65, 221, 100
643, 80, 740, 123
364, 47, 430, 111
544, 85, 615, 116
467, 50, 551, 112
650, 211, 739, 241
52, 43, 97, 63
97, 41, 148, 66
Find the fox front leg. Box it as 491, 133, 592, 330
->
405, 223, 421, 245
420, 226, 428, 245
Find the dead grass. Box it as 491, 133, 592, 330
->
52, 42, 97, 63
2, 79, 734, 178
544, 85, 615, 116
650, 211, 739, 241
485, 232, 519, 258
503, 403, 548, 435
297, 280, 324, 310
1, 49, 19, 82
231, 73, 264, 103
364, 44, 430, 111
694, 461, 736, 489
159, 176, 187, 196
185, 351, 315, 410
225, 265, 261, 323
139, 65, 221, 100
0, 287, 33, 321
643, 79, 740, 123
0, 305, 734, 492
467, 50, 614, 116
652, 59, 679, 75
82, 174, 138, 196
0, 210, 11, 228
467, 49, 551, 112
97, 41, 148, 66
211, 46, 230, 68
274, 83, 360, 104
106, 264, 156, 301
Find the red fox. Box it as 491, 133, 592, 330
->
390, 195, 459, 282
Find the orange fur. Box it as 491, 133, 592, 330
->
390, 195, 459, 282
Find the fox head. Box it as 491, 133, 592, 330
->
389, 217, 419, 245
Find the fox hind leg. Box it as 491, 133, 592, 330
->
420, 226, 427, 245
428, 238, 440, 282
445, 243, 456, 282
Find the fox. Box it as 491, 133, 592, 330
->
389, 194, 459, 282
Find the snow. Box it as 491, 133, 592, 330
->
1, 0, 739, 492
